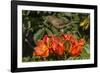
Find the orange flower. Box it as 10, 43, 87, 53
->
33, 40, 49, 57
70, 39, 85, 56
62, 34, 78, 47
62, 34, 71, 40
50, 35, 65, 56
62, 34, 85, 57
56, 42, 65, 56
33, 34, 85, 58
43, 35, 50, 47
70, 45, 83, 56
78, 39, 85, 46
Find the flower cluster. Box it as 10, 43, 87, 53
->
62, 34, 85, 56
33, 34, 85, 58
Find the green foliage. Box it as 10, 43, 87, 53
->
45, 27, 53, 36
33, 28, 45, 44
50, 26, 59, 36
80, 44, 90, 59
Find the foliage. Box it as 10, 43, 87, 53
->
22, 10, 90, 62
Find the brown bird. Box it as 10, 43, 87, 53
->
46, 16, 70, 29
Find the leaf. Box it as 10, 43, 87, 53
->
80, 18, 88, 27
31, 56, 40, 61
51, 26, 59, 35
80, 16, 90, 30
45, 28, 53, 36
22, 57, 30, 62
67, 57, 76, 60
73, 14, 80, 21
64, 13, 72, 17
33, 28, 45, 44
64, 41, 71, 53
84, 44, 90, 54
80, 44, 90, 59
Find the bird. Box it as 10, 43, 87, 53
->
46, 16, 70, 29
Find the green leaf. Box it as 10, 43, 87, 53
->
80, 44, 90, 59
67, 57, 75, 60
45, 28, 53, 36
33, 28, 45, 44
22, 56, 30, 62
84, 44, 90, 54
64, 13, 72, 17
51, 26, 59, 36
31, 56, 40, 61
72, 13, 80, 21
